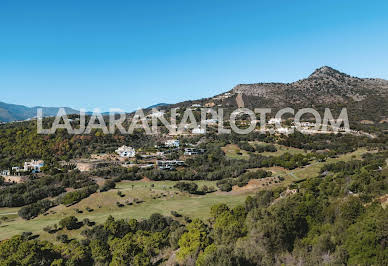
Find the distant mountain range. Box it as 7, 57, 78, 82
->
0, 102, 79, 123
0, 101, 171, 122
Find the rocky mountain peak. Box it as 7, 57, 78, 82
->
308, 66, 348, 79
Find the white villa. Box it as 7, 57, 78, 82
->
184, 148, 206, 156
24, 160, 45, 173
0, 170, 10, 176
148, 111, 165, 118
12, 166, 20, 172
203, 119, 218, 125
268, 118, 282, 125
192, 127, 205, 134
157, 160, 185, 170
276, 127, 292, 134
164, 139, 180, 147
115, 145, 136, 158
295, 122, 314, 127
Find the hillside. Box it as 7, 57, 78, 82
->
232, 66, 388, 104
172, 66, 388, 124
0, 102, 79, 122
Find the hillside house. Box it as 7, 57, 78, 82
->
148, 111, 165, 118
203, 119, 218, 125
268, 118, 281, 125
192, 127, 205, 134
0, 170, 10, 176
157, 160, 185, 170
115, 146, 136, 158
164, 139, 180, 147
276, 127, 292, 134
12, 166, 20, 172
24, 160, 44, 173
184, 148, 206, 156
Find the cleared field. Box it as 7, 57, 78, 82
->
244, 148, 370, 190
249, 141, 307, 156
222, 142, 306, 160
264, 148, 368, 181
222, 144, 250, 159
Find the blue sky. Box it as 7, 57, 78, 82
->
1, 0, 388, 111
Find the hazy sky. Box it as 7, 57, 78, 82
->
1, 0, 388, 111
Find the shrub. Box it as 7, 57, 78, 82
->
21, 231, 33, 240
59, 216, 80, 230
61, 185, 98, 206
18, 199, 54, 220
174, 182, 198, 194
56, 234, 69, 243
100, 180, 116, 192
171, 210, 182, 217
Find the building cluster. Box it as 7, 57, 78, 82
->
1, 138, 207, 183
1, 160, 45, 184
254, 119, 356, 135
1, 160, 45, 176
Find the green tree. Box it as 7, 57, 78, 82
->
0, 235, 61, 265
59, 216, 79, 230
90, 239, 111, 264
345, 205, 388, 265
177, 219, 211, 261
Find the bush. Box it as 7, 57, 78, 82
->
21, 231, 33, 240
217, 182, 232, 192
82, 218, 95, 227
43, 226, 51, 232
254, 144, 277, 153
56, 234, 69, 243
18, 199, 54, 220
59, 216, 80, 230
100, 180, 116, 192
174, 182, 199, 194
171, 210, 182, 217
238, 142, 255, 152
184, 216, 192, 223
61, 185, 98, 206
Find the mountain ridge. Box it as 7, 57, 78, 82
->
167, 66, 388, 123
0, 102, 79, 123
